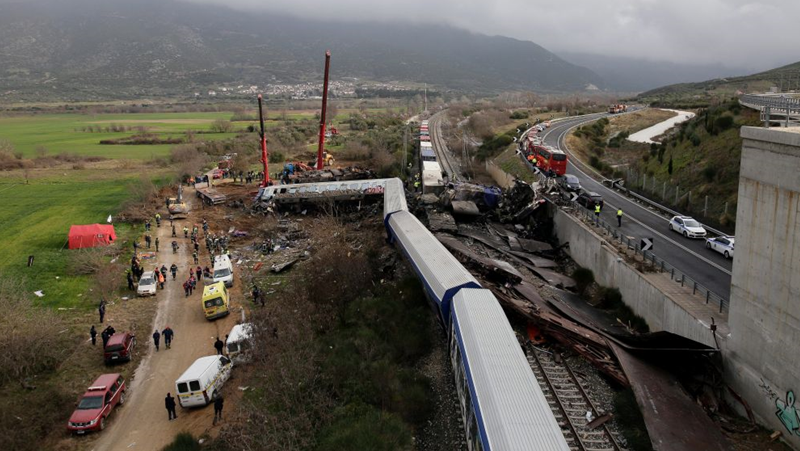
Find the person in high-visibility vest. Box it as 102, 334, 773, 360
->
594, 203, 601, 223
617, 209, 623, 227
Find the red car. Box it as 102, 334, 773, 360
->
212, 169, 223, 179
104, 332, 135, 364
67, 374, 126, 434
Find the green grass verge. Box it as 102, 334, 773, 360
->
0, 173, 141, 309
493, 147, 538, 184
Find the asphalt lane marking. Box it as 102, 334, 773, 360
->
545, 118, 732, 277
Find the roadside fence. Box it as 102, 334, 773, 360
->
567, 200, 729, 313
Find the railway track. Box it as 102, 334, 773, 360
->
429, 112, 460, 181
527, 344, 623, 451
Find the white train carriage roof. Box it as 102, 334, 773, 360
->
387, 211, 479, 316
452, 289, 571, 451
383, 178, 408, 219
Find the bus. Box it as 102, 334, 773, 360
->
534, 146, 568, 176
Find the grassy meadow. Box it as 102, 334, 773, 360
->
0, 112, 243, 159
0, 169, 148, 309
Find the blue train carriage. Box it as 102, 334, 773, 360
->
450, 289, 571, 451
384, 209, 480, 322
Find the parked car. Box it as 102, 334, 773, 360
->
137, 271, 157, 297
576, 191, 604, 210
175, 355, 232, 407
706, 236, 735, 259
67, 374, 126, 434
669, 216, 707, 238
212, 169, 223, 179
104, 332, 135, 364
558, 174, 582, 191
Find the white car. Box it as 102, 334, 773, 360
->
137, 271, 157, 297
706, 236, 735, 259
668, 216, 707, 238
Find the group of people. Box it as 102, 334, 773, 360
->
89, 323, 117, 347
232, 170, 260, 184
95, 210, 235, 425
152, 326, 174, 351
205, 232, 229, 255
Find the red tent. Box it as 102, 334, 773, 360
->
68, 224, 117, 250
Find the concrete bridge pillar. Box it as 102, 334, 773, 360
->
727, 126, 800, 447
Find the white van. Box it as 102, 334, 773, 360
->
211, 254, 234, 287
226, 323, 254, 364
175, 355, 232, 407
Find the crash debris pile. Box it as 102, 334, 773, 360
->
283, 165, 375, 184
409, 177, 734, 451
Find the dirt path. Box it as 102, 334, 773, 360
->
92, 192, 239, 451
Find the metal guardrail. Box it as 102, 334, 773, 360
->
603, 180, 727, 237
545, 117, 728, 237
512, 148, 729, 312
567, 201, 729, 313
739, 94, 800, 127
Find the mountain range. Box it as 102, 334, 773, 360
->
558, 52, 751, 93
0, 0, 604, 101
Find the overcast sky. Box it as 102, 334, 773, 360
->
182, 0, 799, 71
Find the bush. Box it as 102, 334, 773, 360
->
268, 151, 285, 164
702, 165, 717, 182
0, 278, 68, 386
210, 119, 234, 133
317, 404, 413, 451
572, 267, 595, 296
714, 114, 735, 132
162, 432, 201, 451
510, 110, 529, 119
690, 133, 702, 146
339, 142, 371, 161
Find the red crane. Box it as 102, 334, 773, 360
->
257, 94, 270, 186
316, 50, 331, 170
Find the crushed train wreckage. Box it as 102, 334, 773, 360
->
241, 174, 736, 450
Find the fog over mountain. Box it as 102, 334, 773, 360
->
0, 0, 605, 100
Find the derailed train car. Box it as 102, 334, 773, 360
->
383, 182, 570, 451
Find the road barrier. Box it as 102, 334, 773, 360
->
566, 200, 729, 313
740, 94, 800, 127
517, 116, 730, 312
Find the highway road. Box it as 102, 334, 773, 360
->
540, 114, 734, 302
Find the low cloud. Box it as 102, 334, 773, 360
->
181, 0, 800, 71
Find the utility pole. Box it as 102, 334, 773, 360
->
402, 126, 408, 180
424, 83, 428, 113
257, 94, 270, 186
316, 50, 331, 170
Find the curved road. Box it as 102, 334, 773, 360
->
540, 114, 733, 302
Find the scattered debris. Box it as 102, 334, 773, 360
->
451, 201, 481, 216
428, 212, 458, 233
34, 290, 44, 297
611, 343, 731, 451
271, 259, 298, 273
587, 413, 613, 429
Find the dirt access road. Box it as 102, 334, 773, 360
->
91, 190, 240, 451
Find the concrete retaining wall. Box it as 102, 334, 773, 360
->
552, 208, 718, 348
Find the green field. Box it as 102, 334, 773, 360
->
0, 108, 400, 160
0, 112, 252, 159
0, 170, 146, 309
